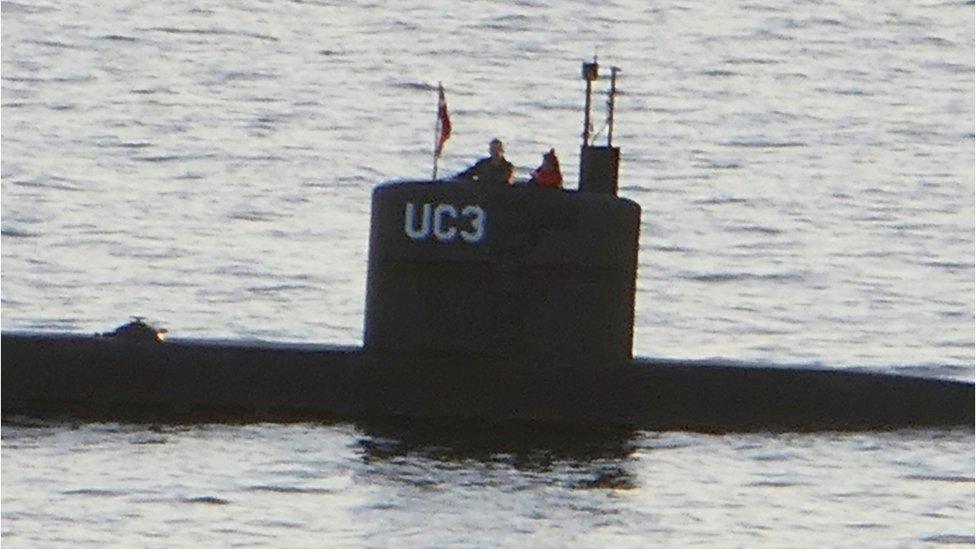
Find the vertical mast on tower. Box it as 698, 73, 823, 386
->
578, 59, 621, 195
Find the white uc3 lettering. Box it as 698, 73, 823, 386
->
404, 202, 486, 243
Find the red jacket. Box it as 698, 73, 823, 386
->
530, 166, 562, 188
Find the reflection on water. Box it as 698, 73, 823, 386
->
1, 420, 972, 546
356, 418, 638, 490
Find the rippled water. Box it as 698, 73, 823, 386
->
2, 0, 974, 546
3, 421, 974, 547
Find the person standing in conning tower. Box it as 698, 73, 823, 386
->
528, 148, 563, 188
456, 138, 515, 185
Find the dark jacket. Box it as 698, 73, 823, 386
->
457, 157, 514, 184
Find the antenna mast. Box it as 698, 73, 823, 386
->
607, 66, 620, 146
581, 57, 599, 146
578, 58, 621, 196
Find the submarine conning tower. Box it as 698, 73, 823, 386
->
364, 60, 640, 366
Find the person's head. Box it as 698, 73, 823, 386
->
489, 138, 504, 160
542, 148, 560, 170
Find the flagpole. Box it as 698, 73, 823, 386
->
432, 82, 442, 180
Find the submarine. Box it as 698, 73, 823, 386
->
2, 61, 973, 432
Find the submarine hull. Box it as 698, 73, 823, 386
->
3, 332, 972, 432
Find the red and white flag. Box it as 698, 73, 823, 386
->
435, 82, 451, 157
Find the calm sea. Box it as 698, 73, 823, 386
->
2, 0, 973, 546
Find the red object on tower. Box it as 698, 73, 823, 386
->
435, 83, 451, 156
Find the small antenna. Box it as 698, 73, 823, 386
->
607, 66, 620, 146
581, 57, 599, 146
